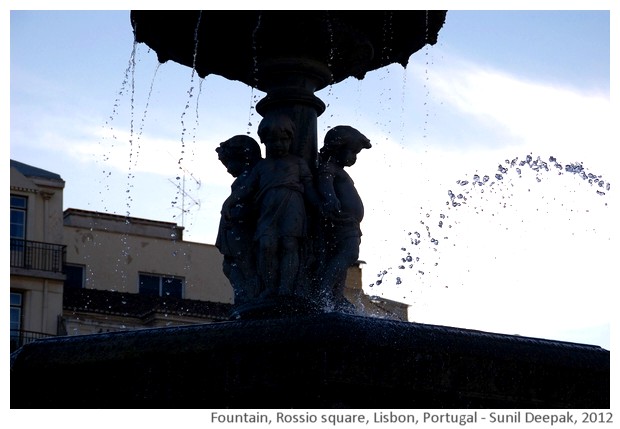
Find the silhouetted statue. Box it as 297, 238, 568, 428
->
221, 114, 320, 299
317, 125, 371, 310
216, 135, 262, 304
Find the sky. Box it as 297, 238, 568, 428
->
7, 3, 618, 355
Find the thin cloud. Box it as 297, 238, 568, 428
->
419, 57, 611, 162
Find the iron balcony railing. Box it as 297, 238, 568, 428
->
10, 238, 66, 273
10, 329, 55, 353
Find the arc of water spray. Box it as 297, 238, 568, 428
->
369, 152, 612, 293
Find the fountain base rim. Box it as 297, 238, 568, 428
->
229, 294, 323, 320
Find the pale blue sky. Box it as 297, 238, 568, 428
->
8, 8, 616, 350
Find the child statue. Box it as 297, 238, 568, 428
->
221, 114, 320, 299
215, 135, 262, 304
316, 125, 371, 311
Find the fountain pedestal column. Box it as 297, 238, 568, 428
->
255, 58, 331, 170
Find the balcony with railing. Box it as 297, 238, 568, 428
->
10, 238, 66, 274
10, 329, 56, 353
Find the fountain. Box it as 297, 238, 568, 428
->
129, 10, 449, 318
10, 11, 609, 409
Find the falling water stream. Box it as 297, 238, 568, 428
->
172, 12, 203, 229
91, 30, 206, 292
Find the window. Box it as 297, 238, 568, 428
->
11, 195, 27, 268
64, 264, 85, 289
11, 292, 23, 331
11, 292, 23, 350
10, 195, 27, 240
139, 273, 184, 298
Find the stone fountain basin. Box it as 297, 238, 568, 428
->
130, 10, 447, 92
11, 312, 609, 408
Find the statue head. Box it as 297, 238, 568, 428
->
216, 135, 262, 177
257, 114, 296, 158
320, 125, 371, 167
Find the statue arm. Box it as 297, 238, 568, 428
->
299, 159, 322, 209
221, 167, 258, 219
317, 163, 341, 214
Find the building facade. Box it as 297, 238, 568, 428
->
61, 208, 235, 335
10, 160, 66, 351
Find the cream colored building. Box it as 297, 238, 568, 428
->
61, 208, 235, 335
10, 160, 66, 351
63, 208, 233, 302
